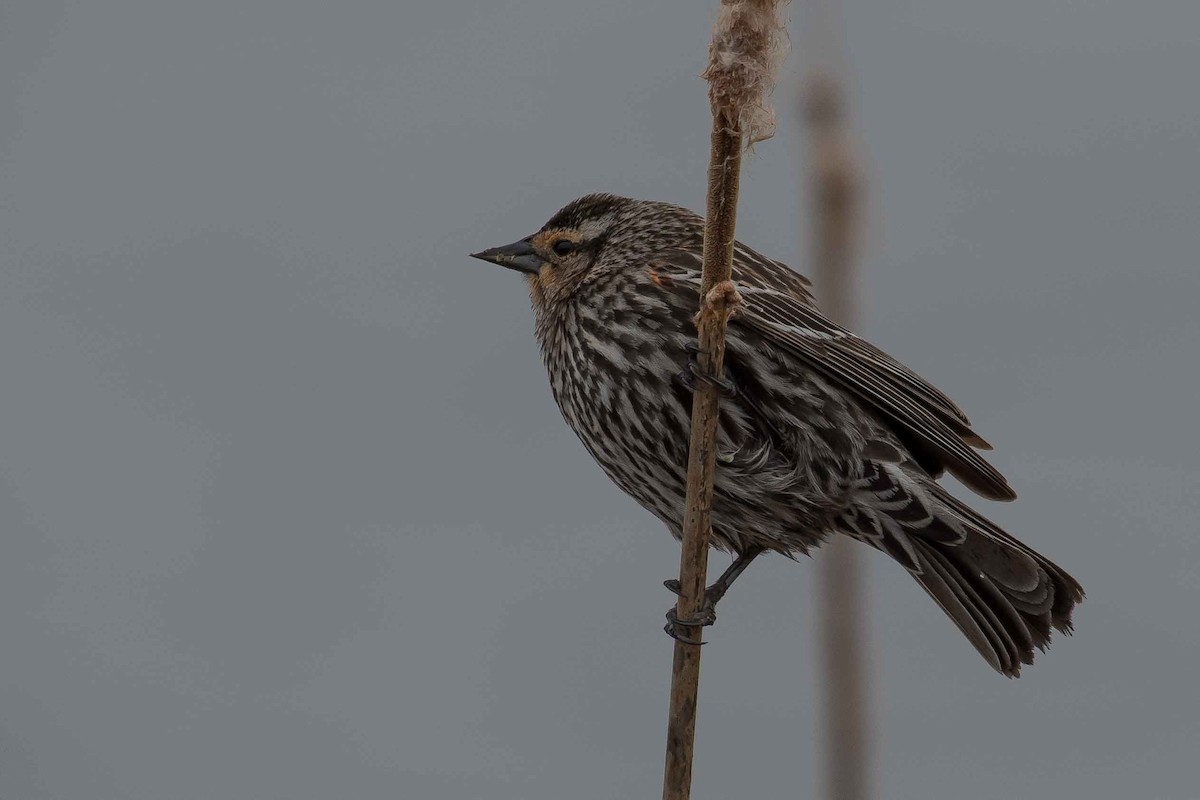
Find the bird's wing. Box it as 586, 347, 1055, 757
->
653, 251, 1015, 501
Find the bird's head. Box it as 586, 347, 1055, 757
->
471, 193, 697, 307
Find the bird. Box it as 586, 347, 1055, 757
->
471, 193, 1082, 677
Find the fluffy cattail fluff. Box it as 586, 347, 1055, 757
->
472, 194, 1083, 677
705, 0, 791, 144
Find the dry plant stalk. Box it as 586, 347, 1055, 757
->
805, 72, 871, 800
662, 3, 788, 800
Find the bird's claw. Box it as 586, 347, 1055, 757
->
662, 578, 719, 645
663, 607, 714, 646
663, 579, 723, 607
674, 357, 737, 396
676, 343, 737, 394
661, 547, 763, 645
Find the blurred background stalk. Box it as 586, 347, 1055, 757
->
802, 1, 873, 798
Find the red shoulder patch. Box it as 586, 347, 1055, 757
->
647, 265, 674, 288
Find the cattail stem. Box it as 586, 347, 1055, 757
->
661, 121, 743, 800
663, 3, 787, 799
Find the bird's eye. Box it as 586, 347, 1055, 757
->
551, 239, 576, 257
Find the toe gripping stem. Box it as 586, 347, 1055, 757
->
662, 579, 713, 646
663, 608, 709, 647
675, 344, 737, 397
660, 547, 762, 646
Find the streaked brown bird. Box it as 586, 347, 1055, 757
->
472, 193, 1082, 676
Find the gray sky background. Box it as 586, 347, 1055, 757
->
1, 2, 1198, 798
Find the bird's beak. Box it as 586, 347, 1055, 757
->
470, 238, 544, 276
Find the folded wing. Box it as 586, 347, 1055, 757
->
653, 250, 1015, 501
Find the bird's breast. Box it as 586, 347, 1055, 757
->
536, 297, 696, 516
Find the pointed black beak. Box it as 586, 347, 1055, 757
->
470, 238, 544, 276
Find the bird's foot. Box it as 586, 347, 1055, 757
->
674, 345, 737, 396
662, 579, 722, 645
663, 606, 716, 646
660, 547, 762, 645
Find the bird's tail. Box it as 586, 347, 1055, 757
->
839, 460, 1083, 677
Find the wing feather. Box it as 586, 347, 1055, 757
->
653, 256, 1014, 501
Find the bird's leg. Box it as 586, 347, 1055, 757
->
674, 344, 737, 396
663, 545, 764, 643
665, 545, 763, 611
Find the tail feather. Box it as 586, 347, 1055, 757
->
842, 460, 1084, 677
929, 482, 1082, 634
912, 540, 1015, 674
